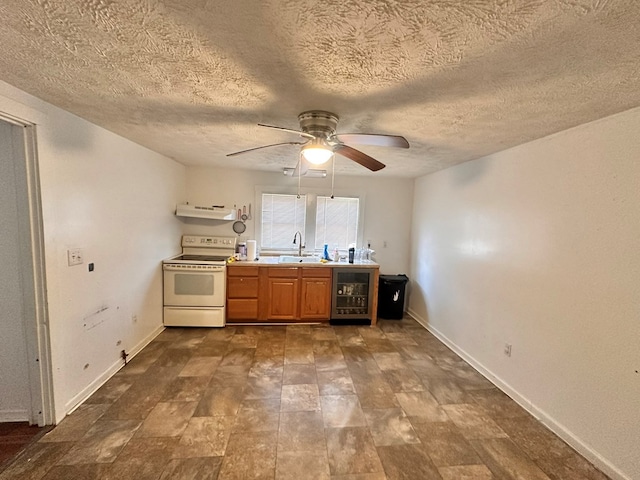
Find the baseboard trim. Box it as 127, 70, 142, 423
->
62, 324, 165, 419
406, 308, 629, 480
0, 409, 29, 422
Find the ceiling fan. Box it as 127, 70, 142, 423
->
227, 110, 410, 172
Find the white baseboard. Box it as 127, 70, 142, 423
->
406, 308, 630, 480
0, 409, 29, 422
62, 324, 165, 418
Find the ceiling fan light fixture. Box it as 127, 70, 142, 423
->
301, 139, 333, 165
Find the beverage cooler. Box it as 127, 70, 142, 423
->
331, 268, 376, 324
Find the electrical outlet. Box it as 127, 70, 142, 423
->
131, 314, 137, 323
67, 248, 83, 266
504, 343, 512, 357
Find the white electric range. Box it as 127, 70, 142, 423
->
162, 235, 236, 327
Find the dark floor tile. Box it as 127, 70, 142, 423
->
382, 368, 426, 393
493, 415, 575, 462
161, 376, 210, 402
275, 450, 330, 479
136, 401, 198, 438
178, 356, 222, 377
412, 421, 482, 467
172, 416, 233, 458
317, 368, 356, 395
354, 378, 400, 409
442, 404, 508, 440
40, 464, 112, 479
218, 431, 276, 480
278, 411, 326, 452
283, 364, 317, 385
219, 347, 256, 368
438, 464, 495, 479
535, 452, 611, 480
39, 404, 109, 443
325, 427, 384, 476
84, 376, 134, 404
233, 398, 280, 432
159, 457, 223, 480
470, 438, 552, 480
342, 346, 374, 363
468, 388, 529, 419
194, 386, 245, 417
106, 437, 178, 479
363, 408, 420, 446
57, 419, 141, 465
377, 444, 442, 479
395, 391, 448, 423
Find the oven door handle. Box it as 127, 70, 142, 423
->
163, 264, 225, 272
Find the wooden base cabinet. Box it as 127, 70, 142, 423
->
263, 267, 299, 321
226, 266, 259, 321
300, 267, 332, 320
227, 265, 369, 323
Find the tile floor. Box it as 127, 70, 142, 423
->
0, 318, 610, 479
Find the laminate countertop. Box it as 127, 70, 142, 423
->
227, 257, 379, 268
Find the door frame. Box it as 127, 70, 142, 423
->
1, 112, 54, 426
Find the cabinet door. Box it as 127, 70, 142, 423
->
300, 277, 332, 320
266, 277, 299, 320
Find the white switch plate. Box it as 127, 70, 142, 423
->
67, 248, 83, 266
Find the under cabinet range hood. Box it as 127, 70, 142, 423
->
175, 204, 237, 220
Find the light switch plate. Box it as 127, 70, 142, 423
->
67, 248, 83, 266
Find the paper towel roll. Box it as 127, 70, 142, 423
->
246, 240, 257, 261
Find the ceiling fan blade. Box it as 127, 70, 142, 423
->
334, 134, 409, 148
226, 141, 305, 157
258, 124, 316, 139
334, 145, 386, 172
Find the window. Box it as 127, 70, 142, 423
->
315, 196, 359, 250
260, 194, 306, 249
259, 192, 361, 252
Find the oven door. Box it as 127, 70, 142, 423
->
163, 264, 226, 307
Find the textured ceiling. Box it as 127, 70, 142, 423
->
1, 1, 639, 177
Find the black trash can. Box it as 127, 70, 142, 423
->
377, 274, 409, 319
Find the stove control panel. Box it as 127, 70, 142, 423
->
182, 235, 237, 248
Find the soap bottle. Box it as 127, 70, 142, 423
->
323, 244, 330, 261
333, 246, 339, 262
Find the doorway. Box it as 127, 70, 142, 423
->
0, 115, 53, 427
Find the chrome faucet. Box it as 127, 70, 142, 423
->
293, 231, 304, 256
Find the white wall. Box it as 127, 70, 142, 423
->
0, 81, 186, 423
409, 107, 640, 480
183, 166, 414, 275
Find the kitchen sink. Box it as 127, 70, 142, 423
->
278, 255, 321, 263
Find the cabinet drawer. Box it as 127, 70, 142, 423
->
227, 266, 259, 277
227, 277, 259, 298
227, 299, 258, 319
268, 267, 299, 278
301, 267, 332, 278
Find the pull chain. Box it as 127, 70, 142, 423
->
297, 152, 302, 198
330, 153, 336, 199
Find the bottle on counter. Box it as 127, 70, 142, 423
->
333, 246, 339, 262
323, 244, 330, 261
